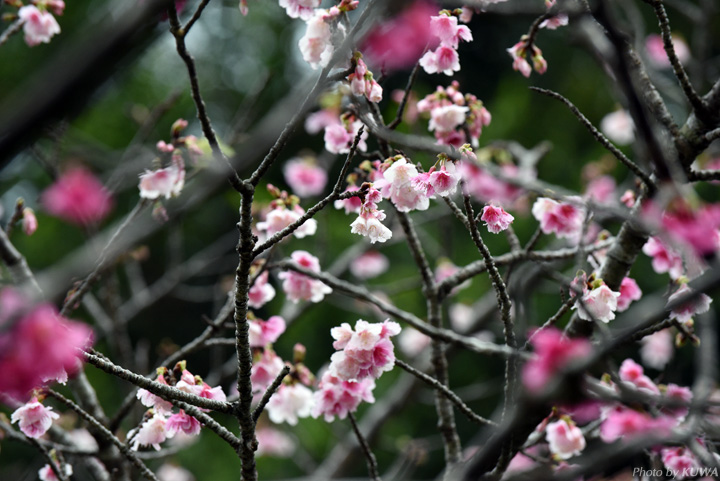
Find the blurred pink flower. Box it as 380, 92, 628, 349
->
11, 398, 59, 438
350, 250, 389, 279
166, 410, 202, 437
19, 6, 61, 47
283, 157, 328, 197
600, 110, 634, 145
617, 277, 642, 312
38, 463, 72, 481
22, 207, 38, 236
267, 384, 314, 425
41, 167, 113, 225
643, 237, 684, 279
278, 251, 332, 303
251, 349, 285, 393
640, 329, 673, 370
532, 197, 585, 241
600, 406, 674, 443
619, 358, 660, 395
248, 271, 276, 309
522, 327, 591, 394
546, 418, 586, 459
249, 315, 286, 348
645, 33, 690, 68
256, 427, 296, 457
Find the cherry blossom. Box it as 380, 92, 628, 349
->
349, 250, 389, 279
278, 0, 320, 20
376, 156, 429, 212
347, 56, 383, 103
22, 207, 38, 236
573, 282, 621, 323
430, 14, 472, 49
18, 6, 61, 47
256, 427, 296, 457
545, 418, 586, 459
267, 383, 314, 425
643, 237, 684, 279
667, 282, 712, 324
139, 157, 185, 200
599, 406, 674, 443
481, 204, 515, 233
532, 197, 585, 241
248, 271, 276, 309
257, 205, 317, 239
328, 319, 400, 382
157, 464, 195, 481
397, 328, 432, 357
507, 36, 546, 77
283, 157, 328, 197
640, 329, 674, 370
645, 33, 690, 68
311, 370, 375, 422
428, 105, 468, 132
131, 414, 169, 450
278, 251, 333, 303
661, 446, 701, 480
662, 203, 720, 256
539, 14, 569, 30
251, 349, 286, 393
522, 328, 591, 394
616, 277, 642, 312
298, 11, 335, 69
249, 315, 286, 348
600, 109, 634, 145
41, 167, 113, 226
11, 398, 60, 438
38, 463, 73, 481
619, 358, 660, 395
334, 185, 363, 214
166, 410, 202, 437
137, 373, 174, 414
420, 44, 461, 76
323, 118, 368, 154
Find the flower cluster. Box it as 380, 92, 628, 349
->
323, 112, 368, 155
347, 54, 382, 103
41, 167, 113, 226
350, 184, 392, 244
507, 35, 547, 78
328, 319, 400, 382
295, 1, 357, 70
419, 11, 472, 76
480, 203, 515, 234
257, 185, 318, 240
417, 82, 491, 147
278, 250, 332, 303
532, 196, 586, 242
311, 371, 375, 421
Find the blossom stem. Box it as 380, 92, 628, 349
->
348, 412, 381, 481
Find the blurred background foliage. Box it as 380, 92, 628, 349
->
0, 0, 718, 479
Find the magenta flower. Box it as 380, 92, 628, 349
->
481, 204, 515, 234
522, 328, 591, 394
662, 204, 720, 256
599, 406, 675, 443
430, 14, 472, 49
11, 398, 60, 438
642, 237, 684, 279
311, 370, 376, 422
257, 205, 317, 239
619, 358, 660, 395
661, 446, 701, 480
41, 167, 113, 226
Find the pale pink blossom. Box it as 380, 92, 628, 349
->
197, 381, 227, 403
239, 0, 249, 16
267, 384, 314, 425
643, 237, 684, 279
428, 105, 469, 132
545, 418, 586, 459
249, 315, 286, 348
256, 427, 296, 457
299, 12, 334, 69
584, 175, 616, 205
41, 167, 113, 226
137, 374, 173, 414
617, 277, 642, 312
599, 406, 675, 443
507, 41, 532, 77
18, 6, 61, 47
640, 329, 674, 370
532, 197, 585, 241
166, 410, 202, 437
481, 204, 515, 233
619, 358, 660, 395
664, 384, 692, 420
349, 251, 389, 279
156, 140, 174, 153
504, 451, 537, 477
305, 109, 339, 134
279, 0, 320, 20
378, 157, 429, 212
668, 283, 712, 324
600, 110, 635, 145
11, 398, 60, 438
278, 251, 332, 303
334, 185, 363, 214
661, 446, 701, 480
539, 14, 568, 30
283, 158, 328, 197
22, 208, 38, 236
251, 349, 286, 393
311, 370, 375, 422
430, 14, 472, 49
248, 271, 276, 309
397, 328, 431, 357
257, 205, 317, 239
449, 303, 475, 331
157, 464, 195, 481
323, 119, 368, 154
347, 57, 383, 103
350, 216, 392, 244
573, 283, 620, 323
139, 160, 185, 200
419, 45, 461, 76
460, 162, 530, 206
645, 33, 691, 68
38, 463, 73, 481
67, 428, 99, 451
620, 190, 636, 207
522, 328, 591, 394
429, 163, 460, 196
328, 319, 400, 382
131, 414, 169, 450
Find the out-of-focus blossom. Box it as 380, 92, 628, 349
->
522, 327, 591, 394
38, 463, 73, 481
139, 158, 185, 200
545, 418, 586, 459
278, 251, 332, 303
600, 406, 675, 443
617, 277, 642, 312
267, 383, 314, 425
667, 282, 712, 324
643, 237, 684, 279
619, 358, 660, 395
585, 175, 616, 205
299, 11, 335, 69
283, 157, 327, 197
251, 349, 286, 393
11, 398, 59, 438
312, 370, 375, 421
18, 6, 61, 47
324, 118, 368, 154
329, 320, 400, 382
661, 446, 701, 480
350, 251, 389, 279
507, 37, 546, 77
645, 33, 690, 68
248, 271, 276, 309
166, 410, 202, 437
137, 373, 173, 414
131, 414, 169, 450
157, 464, 195, 481
428, 105, 468, 132
600, 110, 635, 145
664, 384, 692, 420
397, 328, 431, 357
249, 315, 286, 348
532, 197, 585, 241
640, 329, 674, 370
539, 14, 568, 30
278, 0, 320, 20
67, 428, 99, 451
257, 205, 317, 239
334, 185, 363, 214
376, 156, 429, 212
662, 204, 720, 256
481, 204, 514, 233
41, 167, 113, 226
256, 427, 296, 457
21, 207, 38, 236
239, 0, 249, 16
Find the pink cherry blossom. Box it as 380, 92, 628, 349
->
256, 427, 296, 457
311, 370, 376, 422
11, 398, 60, 438
267, 383, 314, 425
481, 204, 515, 233
584, 175, 616, 204
429, 163, 460, 196
397, 328, 431, 357
600, 406, 675, 443
131, 414, 169, 450
283, 158, 328, 197
139, 159, 185, 200
298, 11, 334, 69
420, 45, 461, 76
166, 410, 202, 437
507, 41, 532, 77
278, 251, 332, 303
157, 464, 195, 481
664, 384, 692, 420
643, 237, 684, 279
279, 0, 320, 20
429, 14, 472, 49
351, 215, 393, 244
18, 6, 61, 47
251, 349, 286, 393
334, 185, 363, 214
249, 315, 286, 348
532, 197, 585, 241
617, 277, 642, 312
545, 418, 586, 459
0, 295, 94, 400
197, 381, 227, 403
349, 251, 389, 279
428, 105, 468, 132
573, 283, 621, 323
460, 162, 529, 206
347, 57, 383, 103
328, 319, 400, 382
21, 207, 38, 236
667, 283, 712, 324
38, 463, 73, 481
662, 204, 720, 256
600, 109, 635, 145
539, 14, 568, 30
41, 167, 113, 226
323, 119, 368, 154
248, 271, 276, 309
257, 205, 317, 239
619, 358, 660, 395
640, 329, 674, 370
522, 328, 591, 394
661, 446, 701, 480
305, 108, 339, 134
378, 157, 429, 212
646, 33, 690, 68
137, 374, 173, 414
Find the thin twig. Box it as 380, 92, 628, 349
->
388, 62, 420, 130
348, 412, 381, 481
0, 19, 23, 48
251, 365, 290, 423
